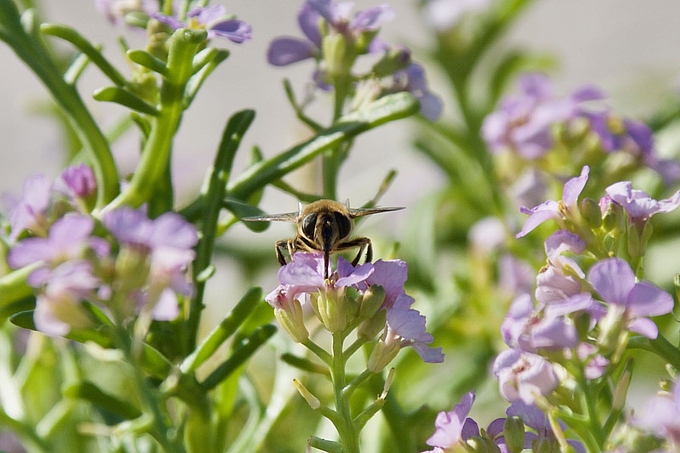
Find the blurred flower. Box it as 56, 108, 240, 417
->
483, 73, 603, 159
7, 173, 52, 240
95, 0, 158, 24
153, 5, 252, 43
637, 382, 680, 447
517, 165, 590, 238
422, 0, 492, 31
391, 63, 443, 121
8, 214, 108, 278
267, 0, 394, 66
54, 163, 97, 201
33, 260, 100, 336
493, 349, 559, 405
587, 257, 673, 339
422, 391, 480, 452
507, 401, 586, 453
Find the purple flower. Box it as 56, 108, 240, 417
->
423, 391, 480, 451
501, 294, 579, 352
54, 164, 97, 201
103, 207, 198, 319
391, 63, 442, 121
267, 0, 394, 66
8, 214, 108, 278
33, 260, 100, 336
517, 166, 590, 238
493, 349, 559, 405
153, 5, 251, 43
364, 259, 407, 309
483, 74, 604, 159
7, 173, 53, 240
95, 0, 158, 24
637, 382, 680, 446
507, 402, 586, 453
587, 257, 673, 339
605, 181, 680, 225
384, 293, 444, 363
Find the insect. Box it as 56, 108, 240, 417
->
243, 199, 404, 279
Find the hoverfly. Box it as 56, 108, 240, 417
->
243, 199, 403, 279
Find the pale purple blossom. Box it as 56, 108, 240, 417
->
8, 214, 108, 276
636, 382, 680, 447
517, 166, 590, 238
587, 257, 673, 339
267, 0, 394, 66
507, 402, 586, 453
7, 173, 53, 240
423, 0, 491, 31
54, 163, 97, 201
33, 260, 100, 336
483, 74, 604, 159
422, 391, 481, 452
605, 181, 680, 225
385, 293, 444, 363
391, 63, 443, 121
95, 0, 158, 24
364, 259, 407, 309
153, 5, 251, 43
493, 349, 559, 405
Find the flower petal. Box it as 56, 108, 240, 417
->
587, 258, 636, 306
267, 37, 315, 66
626, 281, 674, 317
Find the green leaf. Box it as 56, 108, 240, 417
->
181, 287, 263, 373
93, 86, 160, 115
63, 381, 142, 420
223, 199, 269, 232
227, 92, 419, 201
192, 47, 229, 74
127, 49, 168, 75
40, 23, 127, 87
200, 324, 277, 390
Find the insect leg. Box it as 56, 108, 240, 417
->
275, 240, 292, 266
337, 237, 372, 266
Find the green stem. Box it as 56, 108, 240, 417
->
574, 366, 606, 450
104, 28, 206, 212
631, 334, 680, 371
0, 0, 119, 208
329, 331, 360, 453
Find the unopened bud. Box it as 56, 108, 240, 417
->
293, 378, 320, 410
579, 197, 602, 229
371, 45, 411, 77
323, 33, 354, 79
358, 309, 386, 340
367, 339, 399, 373
359, 285, 386, 319
601, 199, 625, 237
465, 436, 491, 453
313, 290, 347, 333
274, 300, 309, 343
503, 416, 526, 453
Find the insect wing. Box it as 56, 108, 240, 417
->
348, 206, 404, 218
241, 211, 300, 223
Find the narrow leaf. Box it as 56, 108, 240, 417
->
64, 381, 142, 420
127, 49, 168, 75
93, 86, 159, 116
223, 199, 269, 232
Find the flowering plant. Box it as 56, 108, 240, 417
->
0, 0, 680, 452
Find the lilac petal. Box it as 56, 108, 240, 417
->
626, 281, 674, 317
307, 0, 337, 23
50, 214, 94, 246
366, 259, 407, 307
152, 288, 180, 321
412, 342, 445, 363
571, 85, 606, 102
628, 318, 659, 339
530, 316, 578, 349
151, 13, 186, 30
562, 166, 590, 209
460, 418, 480, 441
587, 258, 636, 306
518, 73, 553, 99
8, 238, 51, 268
187, 5, 226, 23
516, 201, 560, 238
104, 207, 152, 244
545, 230, 586, 259
149, 212, 198, 250
297, 2, 322, 46
418, 91, 444, 122
351, 5, 395, 31
210, 19, 252, 43
335, 260, 373, 287
486, 418, 506, 438
267, 37, 316, 66
545, 293, 595, 317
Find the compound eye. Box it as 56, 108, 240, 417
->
301, 213, 318, 238
334, 212, 352, 239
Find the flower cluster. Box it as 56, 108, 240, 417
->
482, 73, 680, 208
6, 166, 198, 336
267, 0, 442, 120
266, 252, 443, 366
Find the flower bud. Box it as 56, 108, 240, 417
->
313, 289, 348, 333
322, 33, 354, 80
359, 285, 386, 320
597, 305, 625, 354
503, 416, 526, 453
601, 198, 625, 238
367, 338, 399, 373
466, 436, 491, 453
371, 45, 411, 77
357, 308, 386, 340
274, 299, 309, 343
579, 197, 602, 229
293, 378, 321, 410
